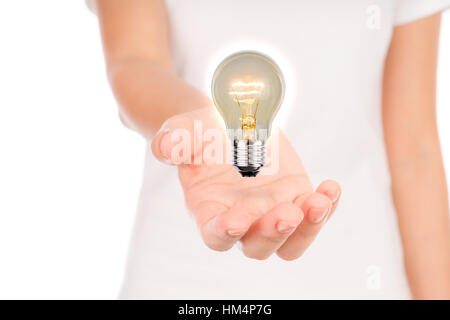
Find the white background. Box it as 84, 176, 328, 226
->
0, 1, 448, 299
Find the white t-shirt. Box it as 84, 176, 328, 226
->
94, 0, 450, 299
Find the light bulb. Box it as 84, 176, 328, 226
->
212, 51, 285, 177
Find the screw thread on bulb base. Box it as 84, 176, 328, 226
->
232, 139, 266, 177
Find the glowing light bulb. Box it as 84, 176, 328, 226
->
212, 51, 285, 177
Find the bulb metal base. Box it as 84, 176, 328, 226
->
232, 139, 266, 177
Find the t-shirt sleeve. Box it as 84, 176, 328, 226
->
394, 0, 450, 26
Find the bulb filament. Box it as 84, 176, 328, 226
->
230, 81, 264, 131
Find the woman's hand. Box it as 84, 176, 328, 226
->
152, 108, 341, 260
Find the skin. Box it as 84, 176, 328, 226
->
383, 13, 450, 299
151, 108, 340, 260
93, 0, 450, 298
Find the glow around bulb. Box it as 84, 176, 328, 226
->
212, 51, 285, 177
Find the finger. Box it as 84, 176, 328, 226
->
315, 180, 341, 220
150, 108, 225, 165
150, 115, 194, 165
151, 124, 173, 164
240, 202, 304, 260
196, 201, 257, 252
277, 192, 332, 261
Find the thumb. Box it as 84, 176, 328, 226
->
151, 124, 174, 164
151, 107, 225, 165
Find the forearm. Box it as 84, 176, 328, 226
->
95, 0, 211, 139
390, 141, 450, 299
108, 58, 210, 138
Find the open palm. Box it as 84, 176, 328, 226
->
152, 108, 340, 260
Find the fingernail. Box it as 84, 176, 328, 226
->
156, 127, 170, 136
276, 221, 297, 234
160, 130, 172, 160
308, 206, 330, 223
227, 229, 244, 238
325, 189, 340, 203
